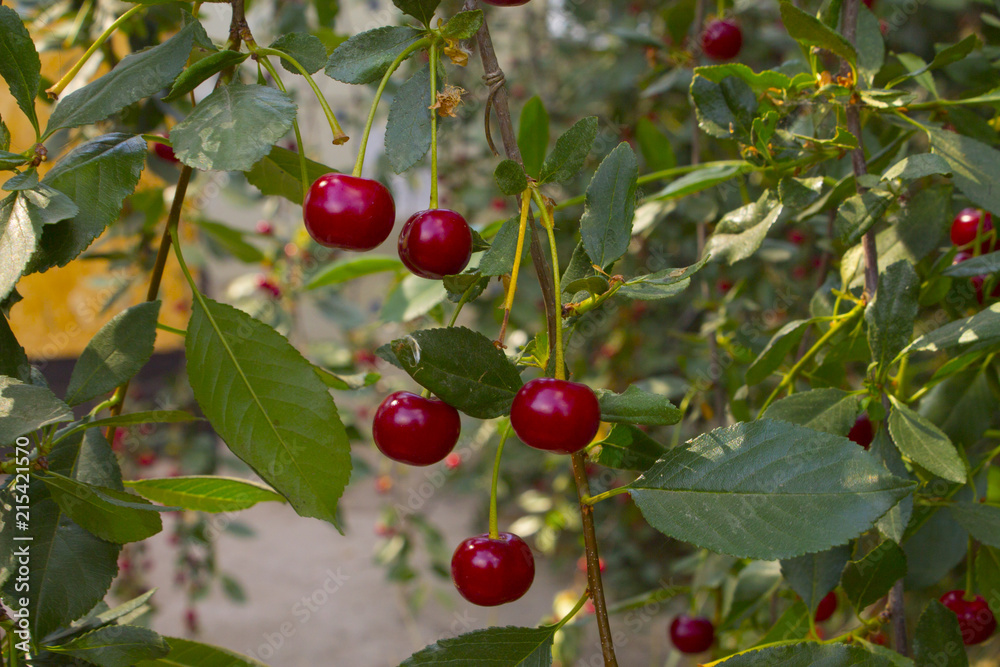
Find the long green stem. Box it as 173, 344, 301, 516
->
489, 422, 512, 540
47, 4, 144, 100
497, 189, 532, 346
552, 590, 591, 631
253, 55, 309, 199
429, 41, 439, 209
758, 301, 866, 415
583, 486, 630, 505
532, 190, 564, 379
353, 38, 431, 177
448, 284, 475, 327
255, 47, 348, 144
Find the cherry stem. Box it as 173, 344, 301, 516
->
488, 421, 512, 540
582, 486, 630, 505
966, 535, 976, 599
429, 41, 439, 210
255, 47, 348, 145
46, 4, 144, 103
498, 189, 532, 346
532, 189, 564, 381
353, 38, 432, 178
551, 589, 591, 631
253, 54, 310, 201
448, 284, 476, 328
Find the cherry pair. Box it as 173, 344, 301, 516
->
303, 174, 473, 279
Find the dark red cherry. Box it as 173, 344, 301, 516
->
815, 591, 838, 622
152, 136, 179, 163
510, 378, 601, 455
863, 0, 874, 7
940, 590, 997, 645
669, 614, 715, 653
950, 207, 994, 251
451, 532, 535, 606
701, 19, 742, 61
482, 0, 531, 5
398, 209, 473, 279
372, 391, 461, 466
848, 414, 874, 450
303, 173, 395, 251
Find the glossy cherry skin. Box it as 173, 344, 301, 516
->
941, 590, 997, 645
950, 207, 994, 251
398, 209, 473, 279
510, 378, 601, 454
848, 414, 874, 450
303, 174, 395, 251
372, 391, 461, 466
701, 19, 742, 61
482, 0, 531, 5
451, 532, 535, 606
815, 591, 838, 622
669, 615, 715, 654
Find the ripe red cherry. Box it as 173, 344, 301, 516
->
152, 137, 179, 163
372, 391, 461, 466
451, 532, 535, 606
950, 207, 994, 251
848, 414, 874, 450
303, 173, 395, 251
701, 19, 742, 61
398, 209, 473, 279
482, 0, 531, 5
669, 614, 715, 653
510, 378, 601, 454
940, 590, 997, 645
815, 591, 838, 622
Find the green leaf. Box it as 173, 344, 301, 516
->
48, 625, 170, 667
3, 170, 38, 190
881, 154, 952, 182
591, 424, 666, 472
617, 256, 707, 300
194, 219, 265, 263
975, 546, 1000, 606
706, 192, 783, 264
538, 117, 598, 184
0, 430, 123, 640
841, 540, 907, 613
648, 163, 750, 201
887, 35, 981, 88
872, 428, 914, 543
763, 388, 862, 436
441, 10, 484, 40
913, 601, 969, 667
65, 301, 160, 406
381, 275, 448, 322
244, 145, 336, 205
0, 150, 28, 170
125, 476, 286, 513
382, 327, 523, 419
903, 504, 969, 589
752, 600, 810, 646
324, 26, 422, 84
0, 313, 30, 381
634, 117, 676, 172
518, 96, 550, 178
0, 6, 41, 133
400, 625, 555, 667
866, 261, 919, 371
887, 396, 965, 484
186, 297, 351, 527
596, 385, 681, 426
0, 376, 72, 441
55, 411, 200, 443
720, 642, 902, 666
32, 133, 146, 273
580, 143, 638, 268
779, 1, 857, 65
0, 187, 77, 300
780, 545, 850, 611
948, 503, 1000, 549
835, 189, 895, 245
942, 251, 1000, 278
270, 33, 327, 75
0, 117, 9, 151
306, 255, 404, 289
494, 159, 528, 196
856, 5, 884, 86
162, 50, 250, 102
902, 302, 1000, 356
385, 64, 432, 174
479, 216, 530, 277
45, 22, 197, 135
40, 473, 165, 543
929, 128, 1000, 216
171, 83, 296, 172
746, 319, 812, 386
134, 637, 268, 666
691, 75, 758, 143
392, 0, 441, 25
629, 420, 915, 559
694, 63, 793, 94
